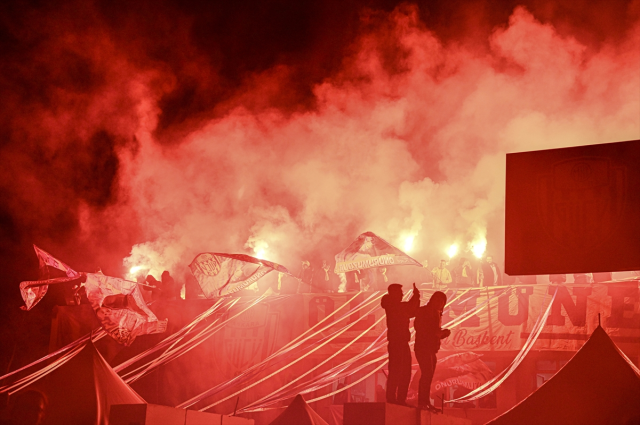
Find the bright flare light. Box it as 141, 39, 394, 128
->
472, 240, 487, 259
447, 244, 458, 258
129, 265, 144, 275
255, 249, 266, 259
404, 235, 415, 252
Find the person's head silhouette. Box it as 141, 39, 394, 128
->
387, 283, 403, 301
427, 291, 447, 311
9, 390, 47, 425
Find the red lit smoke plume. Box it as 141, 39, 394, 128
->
0, 0, 639, 286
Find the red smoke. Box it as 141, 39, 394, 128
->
0, 0, 638, 283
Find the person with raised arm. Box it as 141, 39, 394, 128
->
381, 282, 420, 405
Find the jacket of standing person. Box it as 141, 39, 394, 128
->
299, 261, 314, 293
380, 283, 420, 405
414, 291, 451, 410
431, 260, 452, 289
478, 256, 502, 287
454, 258, 473, 287
161, 271, 179, 300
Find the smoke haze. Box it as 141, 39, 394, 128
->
0, 0, 639, 293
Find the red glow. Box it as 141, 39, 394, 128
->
0, 2, 637, 277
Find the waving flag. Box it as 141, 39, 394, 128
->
431, 352, 493, 393
19, 245, 81, 310
334, 231, 422, 273
190, 253, 292, 297
84, 272, 167, 346
19, 246, 167, 345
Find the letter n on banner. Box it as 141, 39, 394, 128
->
498, 287, 534, 326
546, 285, 592, 326
444, 291, 480, 327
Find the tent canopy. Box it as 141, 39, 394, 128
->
268, 394, 329, 425
12, 342, 144, 425
486, 326, 640, 425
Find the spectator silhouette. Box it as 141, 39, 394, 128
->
4, 390, 47, 425
144, 275, 163, 301
414, 291, 450, 411
161, 271, 179, 300
381, 283, 420, 405
478, 256, 502, 287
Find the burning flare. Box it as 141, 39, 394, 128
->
472, 239, 487, 259
404, 235, 415, 253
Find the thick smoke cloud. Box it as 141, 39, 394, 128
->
0, 0, 638, 373
122, 5, 640, 279
0, 0, 638, 287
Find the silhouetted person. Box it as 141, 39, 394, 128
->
478, 256, 502, 287
414, 291, 450, 411
431, 260, 452, 289
161, 271, 179, 300
4, 390, 47, 425
453, 258, 473, 287
145, 275, 163, 301
299, 261, 313, 293
381, 283, 420, 405
573, 273, 591, 284
314, 260, 335, 292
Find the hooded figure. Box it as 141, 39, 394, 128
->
380, 282, 420, 405
414, 291, 451, 411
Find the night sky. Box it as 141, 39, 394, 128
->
0, 0, 638, 372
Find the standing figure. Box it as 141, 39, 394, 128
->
573, 273, 592, 284
414, 291, 451, 411
145, 275, 163, 301
431, 260, 452, 290
5, 390, 48, 425
161, 271, 179, 300
317, 259, 337, 292
381, 283, 420, 405
478, 256, 502, 287
454, 258, 473, 287
299, 260, 313, 293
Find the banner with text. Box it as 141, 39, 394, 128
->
190, 253, 292, 298
438, 282, 640, 353
334, 231, 422, 274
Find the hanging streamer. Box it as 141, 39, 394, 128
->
449, 287, 558, 402
124, 296, 263, 383
195, 294, 386, 412
238, 288, 511, 413
0, 329, 107, 393
176, 292, 370, 409
114, 298, 230, 373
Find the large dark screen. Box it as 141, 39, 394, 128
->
505, 139, 640, 275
